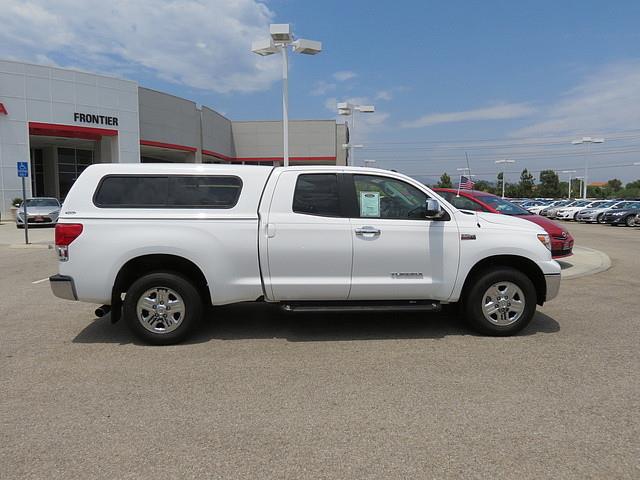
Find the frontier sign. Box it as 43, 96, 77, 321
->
74, 112, 118, 126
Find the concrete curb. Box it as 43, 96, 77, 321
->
558, 246, 611, 280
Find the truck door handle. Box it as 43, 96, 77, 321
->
266, 223, 276, 238
355, 226, 381, 236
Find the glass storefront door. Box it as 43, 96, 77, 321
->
58, 148, 93, 199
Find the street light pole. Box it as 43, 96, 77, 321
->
495, 159, 515, 198
575, 176, 584, 199
338, 103, 375, 166
281, 46, 289, 167
572, 137, 604, 199
561, 170, 576, 198
252, 24, 322, 167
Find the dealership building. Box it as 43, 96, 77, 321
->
0, 59, 348, 215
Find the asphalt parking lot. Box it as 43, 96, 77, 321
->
1, 221, 638, 479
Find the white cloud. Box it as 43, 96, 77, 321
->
324, 97, 339, 111
512, 61, 640, 137
0, 0, 280, 94
333, 70, 357, 82
402, 103, 536, 128
361, 112, 389, 126
310, 80, 336, 96
375, 90, 393, 101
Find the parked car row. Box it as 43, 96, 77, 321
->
534, 199, 640, 227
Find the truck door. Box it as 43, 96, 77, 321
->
347, 173, 459, 301
261, 171, 353, 301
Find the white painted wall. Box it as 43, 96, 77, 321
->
0, 60, 140, 215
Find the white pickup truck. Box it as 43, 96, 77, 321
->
50, 164, 560, 344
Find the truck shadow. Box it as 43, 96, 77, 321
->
73, 304, 560, 345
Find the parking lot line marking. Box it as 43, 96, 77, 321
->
32, 278, 50, 284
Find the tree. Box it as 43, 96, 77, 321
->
625, 179, 640, 190
607, 178, 623, 192
538, 170, 561, 198
436, 172, 452, 188
587, 186, 605, 199
570, 178, 582, 198
473, 180, 494, 193
504, 183, 519, 198
496, 172, 504, 194
518, 168, 535, 197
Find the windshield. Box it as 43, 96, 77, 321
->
476, 196, 530, 215
24, 198, 60, 207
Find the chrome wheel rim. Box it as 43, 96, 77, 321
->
136, 287, 185, 334
481, 281, 525, 326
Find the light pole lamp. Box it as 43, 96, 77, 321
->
252, 24, 321, 167
495, 159, 515, 198
561, 170, 576, 198
337, 102, 375, 166
571, 136, 604, 199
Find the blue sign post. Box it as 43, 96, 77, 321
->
17, 162, 29, 244
17, 161, 28, 177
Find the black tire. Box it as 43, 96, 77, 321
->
462, 267, 537, 336
573, 212, 580, 221
625, 216, 635, 227
597, 213, 605, 224
16, 224, 23, 229
123, 272, 203, 345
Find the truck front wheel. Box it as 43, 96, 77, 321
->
123, 272, 202, 345
463, 268, 537, 336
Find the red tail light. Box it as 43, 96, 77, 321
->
55, 223, 84, 246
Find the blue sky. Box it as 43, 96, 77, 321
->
2, 0, 640, 182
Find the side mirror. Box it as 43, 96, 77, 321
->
425, 199, 444, 219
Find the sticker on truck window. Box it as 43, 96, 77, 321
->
360, 191, 380, 217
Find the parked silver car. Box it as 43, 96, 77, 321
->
576, 201, 631, 223
15, 197, 61, 228
540, 200, 573, 217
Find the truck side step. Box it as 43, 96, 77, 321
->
282, 300, 441, 313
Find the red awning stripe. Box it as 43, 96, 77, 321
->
140, 140, 198, 152
29, 122, 118, 141
201, 149, 234, 161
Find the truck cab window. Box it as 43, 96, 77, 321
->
293, 174, 341, 217
353, 174, 428, 219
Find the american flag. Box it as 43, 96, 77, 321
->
459, 175, 475, 190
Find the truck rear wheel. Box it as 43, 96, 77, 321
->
123, 272, 202, 345
463, 268, 537, 336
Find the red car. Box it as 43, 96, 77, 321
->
434, 188, 574, 259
